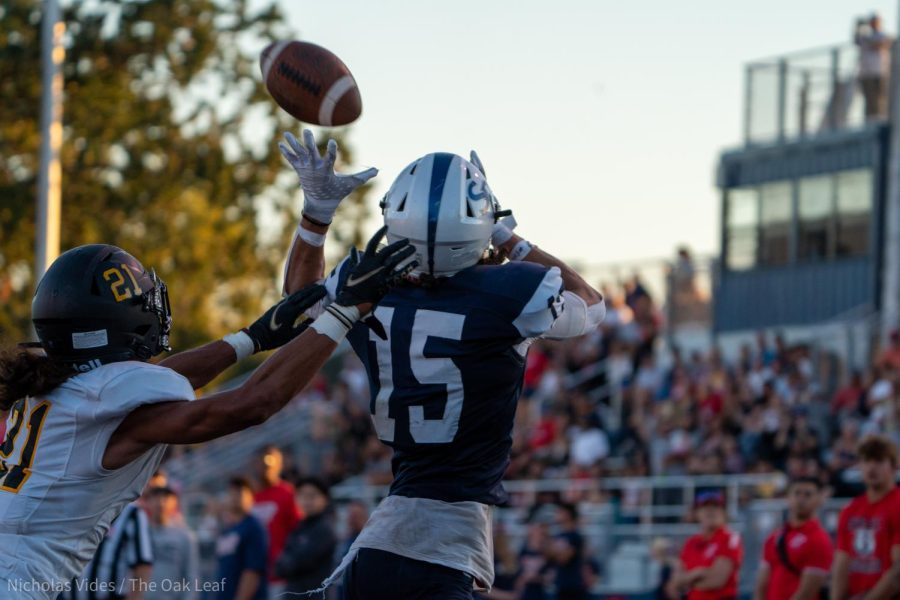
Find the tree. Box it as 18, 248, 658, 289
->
0, 0, 370, 351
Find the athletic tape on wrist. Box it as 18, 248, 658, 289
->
509, 239, 533, 261
311, 304, 361, 342
296, 223, 326, 247
491, 224, 514, 246
223, 331, 255, 361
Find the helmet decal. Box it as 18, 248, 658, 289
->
31, 244, 172, 368
467, 180, 489, 202
71, 330, 109, 350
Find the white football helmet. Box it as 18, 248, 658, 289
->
381, 152, 500, 278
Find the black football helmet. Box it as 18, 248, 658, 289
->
31, 244, 172, 371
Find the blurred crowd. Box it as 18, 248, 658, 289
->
507, 277, 900, 499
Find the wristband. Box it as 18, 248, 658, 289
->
311, 304, 361, 343
223, 330, 255, 360
491, 223, 514, 246
509, 239, 533, 262
302, 212, 331, 228
296, 223, 326, 247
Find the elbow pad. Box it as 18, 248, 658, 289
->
587, 296, 607, 327
543, 293, 606, 340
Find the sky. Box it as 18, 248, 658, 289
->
276, 0, 896, 266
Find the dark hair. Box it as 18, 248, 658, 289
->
295, 476, 330, 499
0, 348, 74, 411
229, 476, 253, 492
397, 272, 448, 291
146, 486, 177, 498
858, 435, 898, 466
399, 249, 502, 291
557, 502, 578, 521
788, 476, 822, 490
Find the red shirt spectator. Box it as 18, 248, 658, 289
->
830, 373, 864, 415
672, 492, 743, 600
833, 436, 900, 599
878, 331, 900, 371
529, 415, 558, 450
251, 446, 302, 583
761, 519, 833, 599
680, 526, 743, 599
836, 485, 900, 596
523, 345, 549, 391
699, 390, 724, 418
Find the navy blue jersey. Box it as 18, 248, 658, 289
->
327, 260, 563, 505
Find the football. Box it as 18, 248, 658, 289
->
260, 40, 362, 127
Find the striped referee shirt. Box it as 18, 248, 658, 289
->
67, 503, 154, 600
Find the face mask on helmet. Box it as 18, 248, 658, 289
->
31, 244, 173, 371
380, 152, 505, 278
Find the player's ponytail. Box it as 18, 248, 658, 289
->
0, 347, 73, 411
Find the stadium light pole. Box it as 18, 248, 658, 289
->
35, 0, 64, 282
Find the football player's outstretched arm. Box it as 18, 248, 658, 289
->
279, 129, 377, 295
157, 341, 235, 390
158, 284, 326, 389
103, 229, 414, 470
474, 146, 600, 314
284, 217, 329, 295
472, 150, 604, 340
494, 229, 606, 339
496, 232, 601, 306
161, 128, 374, 387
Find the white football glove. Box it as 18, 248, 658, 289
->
279, 129, 378, 225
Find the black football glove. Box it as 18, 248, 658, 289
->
245, 283, 327, 352
335, 226, 416, 308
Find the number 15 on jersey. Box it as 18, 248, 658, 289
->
368, 306, 465, 445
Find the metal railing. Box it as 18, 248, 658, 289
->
330, 472, 787, 518
745, 43, 869, 146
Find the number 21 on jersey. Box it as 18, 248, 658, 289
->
0, 398, 50, 493
370, 306, 465, 444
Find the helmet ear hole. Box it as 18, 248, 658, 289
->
134, 324, 152, 336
